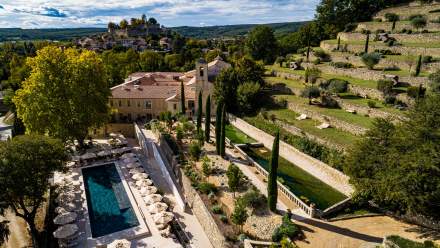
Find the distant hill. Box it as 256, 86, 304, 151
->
171, 21, 309, 39
0, 28, 106, 42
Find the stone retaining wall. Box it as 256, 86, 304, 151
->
348, 84, 384, 100
230, 116, 354, 196
330, 51, 440, 73
333, 97, 405, 121
322, 40, 440, 58
356, 22, 440, 33
287, 102, 367, 136
180, 171, 229, 248
375, 3, 440, 20
338, 32, 440, 44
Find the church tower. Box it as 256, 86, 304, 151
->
195, 58, 209, 114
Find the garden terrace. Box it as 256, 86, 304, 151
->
240, 145, 347, 210
338, 32, 440, 44
224, 124, 256, 144
247, 109, 360, 149
374, 2, 440, 21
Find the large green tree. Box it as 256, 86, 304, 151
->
0, 135, 68, 248
245, 25, 278, 64
345, 94, 440, 218
14, 46, 110, 147
268, 131, 280, 212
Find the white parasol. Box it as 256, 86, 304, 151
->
121, 153, 136, 159
53, 224, 78, 239
126, 162, 141, 169
135, 179, 153, 188
129, 168, 144, 174
97, 150, 111, 157
143, 194, 163, 205
131, 172, 149, 181
54, 212, 77, 225
153, 211, 174, 224
107, 239, 131, 248
109, 133, 118, 137
139, 186, 157, 196
147, 202, 168, 214
123, 157, 138, 164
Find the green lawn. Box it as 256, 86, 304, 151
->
387, 236, 434, 248
325, 39, 440, 48
242, 146, 347, 210
338, 93, 405, 115
224, 124, 256, 144
264, 76, 306, 91
274, 94, 374, 129
264, 109, 360, 147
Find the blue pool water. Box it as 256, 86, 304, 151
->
82, 163, 139, 238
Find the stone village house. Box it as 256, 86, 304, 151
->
109, 56, 231, 123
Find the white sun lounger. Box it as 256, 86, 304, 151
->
296, 114, 308, 120
317, 123, 331, 129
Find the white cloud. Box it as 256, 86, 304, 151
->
0, 0, 319, 28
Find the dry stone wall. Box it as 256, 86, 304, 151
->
286, 102, 367, 135
356, 22, 440, 33
322, 40, 440, 58
334, 97, 405, 121
375, 3, 440, 20
338, 32, 440, 44
348, 84, 384, 100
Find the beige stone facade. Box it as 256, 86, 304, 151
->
109, 57, 230, 123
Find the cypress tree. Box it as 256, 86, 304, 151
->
205, 95, 211, 142
392, 20, 397, 31
415, 55, 422, 76
180, 81, 186, 115
336, 36, 341, 51
268, 131, 280, 212
215, 102, 222, 154
197, 90, 203, 132
219, 105, 226, 157
364, 33, 370, 54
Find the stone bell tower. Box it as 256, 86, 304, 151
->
195, 58, 209, 114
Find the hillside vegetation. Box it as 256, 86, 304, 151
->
0, 28, 106, 42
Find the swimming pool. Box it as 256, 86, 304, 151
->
82, 163, 139, 238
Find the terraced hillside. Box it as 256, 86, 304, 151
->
261, 1, 438, 155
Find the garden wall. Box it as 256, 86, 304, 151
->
229, 116, 354, 196
356, 22, 440, 33
348, 84, 384, 100
286, 102, 367, 135
322, 40, 440, 58
333, 97, 405, 121
374, 3, 440, 20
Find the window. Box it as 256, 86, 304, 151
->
200, 67, 204, 77
137, 101, 141, 108
118, 100, 122, 107
127, 100, 131, 107
173, 104, 177, 110
188, 100, 195, 109
145, 101, 152, 109
128, 113, 132, 121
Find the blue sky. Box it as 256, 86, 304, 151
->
0, 0, 319, 28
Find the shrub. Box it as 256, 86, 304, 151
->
312, 58, 321, 65
407, 86, 426, 99
301, 86, 321, 99
313, 49, 330, 61
330, 62, 353, 69
211, 204, 223, 214
197, 182, 218, 194
367, 100, 376, 108
384, 95, 396, 104
304, 67, 321, 84
241, 188, 267, 211
361, 52, 381, 69
384, 13, 399, 22
176, 126, 184, 141
422, 56, 433, 63
325, 79, 349, 93
408, 14, 424, 21
344, 23, 357, 32
321, 94, 340, 108
411, 16, 427, 30
377, 79, 394, 95
189, 141, 202, 161
272, 214, 300, 242
162, 133, 179, 155
219, 214, 228, 223
375, 49, 401, 56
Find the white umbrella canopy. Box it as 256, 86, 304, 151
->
123, 157, 138, 164
153, 211, 174, 224
80, 152, 96, 160
109, 133, 118, 137
121, 153, 136, 159
131, 172, 149, 181
54, 212, 77, 225
126, 162, 141, 169
53, 224, 78, 239
139, 186, 157, 196
143, 194, 163, 205
107, 239, 131, 248
97, 150, 111, 157
147, 202, 168, 214
135, 179, 153, 187
129, 168, 145, 174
